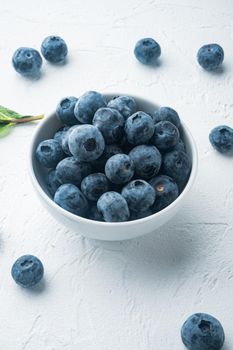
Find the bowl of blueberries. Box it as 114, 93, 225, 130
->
29, 91, 198, 241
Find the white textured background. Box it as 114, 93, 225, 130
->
0, 0, 233, 349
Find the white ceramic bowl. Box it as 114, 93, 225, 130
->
29, 93, 198, 241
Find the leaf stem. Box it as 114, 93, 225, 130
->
9, 114, 44, 124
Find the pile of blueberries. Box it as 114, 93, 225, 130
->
35, 91, 192, 222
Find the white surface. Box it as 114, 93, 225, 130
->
0, 0, 232, 348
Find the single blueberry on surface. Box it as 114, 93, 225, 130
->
12, 47, 42, 77
74, 91, 107, 124
105, 154, 135, 184
81, 173, 109, 201
153, 107, 181, 129
92, 144, 123, 172
54, 126, 70, 146
107, 95, 137, 120
197, 44, 224, 71
11, 255, 44, 288
129, 145, 161, 180
209, 125, 233, 154
56, 157, 92, 187
122, 179, 155, 212
125, 111, 155, 145
162, 150, 191, 190
134, 38, 161, 64
97, 191, 130, 222
68, 124, 105, 161
56, 96, 78, 125
47, 169, 62, 196
36, 139, 65, 168
181, 313, 225, 350
151, 121, 180, 151
149, 175, 179, 212
93, 107, 125, 144
41, 35, 68, 63
54, 184, 88, 216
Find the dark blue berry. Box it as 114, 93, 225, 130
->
41, 36, 68, 63
197, 44, 224, 71
74, 91, 106, 124
97, 191, 130, 222
36, 139, 65, 168
181, 313, 225, 350
92, 144, 123, 172
54, 126, 70, 146
151, 121, 180, 151
153, 107, 181, 129
129, 145, 161, 180
56, 97, 78, 126
122, 179, 155, 212
54, 184, 88, 216
61, 125, 79, 155
125, 111, 155, 145
12, 47, 42, 77
105, 154, 135, 184
56, 157, 92, 187
11, 255, 44, 288
149, 175, 179, 212
89, 204, 104, 221
93, 107, 125, 144
130, 209, 153, 221
134, 38, 161, 64
81, 173, 109, 201
107, 95, 137, 120
47, 169, 62, 196
209, 125, 233, 154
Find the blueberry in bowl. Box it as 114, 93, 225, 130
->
29, 93, 197, 241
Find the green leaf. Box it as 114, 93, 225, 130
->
0, 105, 24, 121
0, 123, 15, 137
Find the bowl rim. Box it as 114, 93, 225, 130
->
29, 93, 198, 227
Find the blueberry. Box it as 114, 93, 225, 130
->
93, 107, 125, 144
130, 209, 153, 221
68, 125, 105, 161
129, 145, 161, 180
56, 97, 79, 126
41, 35, 68, 63
149, 175, 179, 212
105, 154, 135, 184
107, 95, 137, 120
56, 157, 92, 187
162, 150, 191, 190
181, 313, 225, 350
209, 125, 233, 154
153, 107, 181, 129
151, 121, 180, 151
36, 139, 65, 168
197, 44, 224, 71
12, 47, 42, 77
47, 169, 62, 196
97, 191, 130, 222
74, 91, 107, 124
11, 255, 44, 288
54, 184, 88, 216
122, 179, 155, 212
134, 38, 161, 64
61, 125, 79, 155
54, 126, 70, 146
172, 139, 186, 153
92, 144, 123, 172
81, 173, 109, 201
89, 204, 104, 221
125, 111, 155, 145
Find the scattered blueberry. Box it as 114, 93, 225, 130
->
12, 47, 42, 77
105, 154, 135, 184
54, 126, 70, 146
41, 35, 68, 63
11, 255, 44, 288
97, 191, 130, 222
122, 179, 155, 212
181, 313, 225, 350
74, 91, 106, 124
151, 121, 180, 151
47, 169, 62, 196
162, 150, 191, 190
197, 44, 224, 71
81, 173, 109, 201
149, 175, 179, 212
54, 184, 88, 216
134, 38, 161, 64
129, 145, 161, 180
56, 97, 78, 126
36, 139, 65, 168
153, 107, 181, 129
209, 125, 233, 154
107, 95, 137, 120
68, 125, 105, 161
125, 111, 155, 145
56, 157, 92, 187
93, 107, 125, 144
